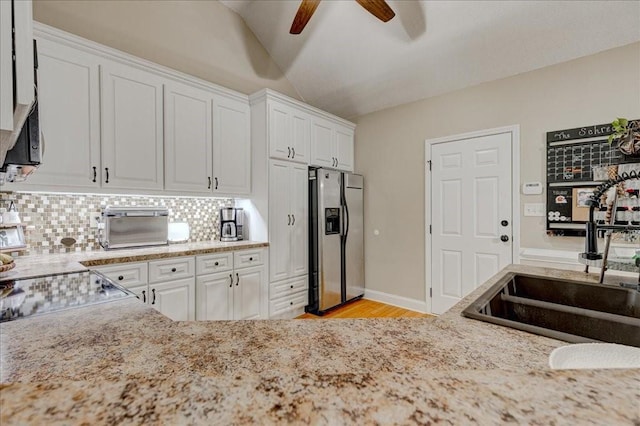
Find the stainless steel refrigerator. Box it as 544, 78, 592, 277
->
307, 168, 364, 315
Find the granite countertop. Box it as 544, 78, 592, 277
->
1, 264, 639, 424
0, 240, 269, 281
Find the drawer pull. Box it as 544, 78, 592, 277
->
151, 288, 156, 305
118, 275, 124, 281
290, 285, 293, 289
249, 257, 253, 261
290, 301, 293, 305
171, 267, 177, 273
214, 261, 219, 266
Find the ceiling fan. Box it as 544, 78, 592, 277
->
290, 0, 396, 34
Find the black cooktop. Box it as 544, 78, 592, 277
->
0, 271, 133, 323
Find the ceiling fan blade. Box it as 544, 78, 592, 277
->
354, 0, 396, 22
290, 0, 322, 34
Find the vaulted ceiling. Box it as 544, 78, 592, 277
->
221, 1, 640, 119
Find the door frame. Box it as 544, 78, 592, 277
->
424, 125, 521, 314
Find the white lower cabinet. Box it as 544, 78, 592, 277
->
195, 248, 267, 320
269, 276, 308, 319
96, 258, 195, 321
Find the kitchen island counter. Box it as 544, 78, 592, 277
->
1, 264, 638, 424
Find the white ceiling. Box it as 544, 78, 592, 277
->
221, 0, 640, 119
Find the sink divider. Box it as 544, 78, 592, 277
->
499, 294, 640, 327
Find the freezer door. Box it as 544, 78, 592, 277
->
318, 169, 343, 311
344, 173, 364, 300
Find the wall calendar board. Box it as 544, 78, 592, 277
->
545, 120, 639, 236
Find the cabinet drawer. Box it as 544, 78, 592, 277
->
269, 276, 308, 300
196, 252, 233, 275
95, 262, 148, 288
234, 249, 265, 269
149, 257, 195, 283
269, 291, 307, 317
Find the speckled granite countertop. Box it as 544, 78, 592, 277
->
1, 264, 639, 424
0, 240, 268, 281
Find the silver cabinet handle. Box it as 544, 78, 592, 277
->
229, 274, 233, 288
288, 147, 291, 158
235, 273, 239, 286
288, 214, 291, 225
151, 288, 156, 305
292, 214, 295, 225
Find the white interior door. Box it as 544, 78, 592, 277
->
431, 131, 513, 314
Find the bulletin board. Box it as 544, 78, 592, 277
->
545, 121, 638, 236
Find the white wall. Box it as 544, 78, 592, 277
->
354, 42, 640, 301
32, 0, 299, 99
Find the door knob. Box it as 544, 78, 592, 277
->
501, 220, 509, 227
500, 235, 509, 242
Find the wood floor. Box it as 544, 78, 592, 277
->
296, 299, 433, 319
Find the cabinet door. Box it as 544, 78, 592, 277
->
335, 125, 355, 172
268, 101, 291, 160
269, 160, 292, 282
212, 95, 251, 195
100, 61, 164, 190
290, 163, 308, 276
290, 109, 310, 164
196, 273, 233, 320
0, 0, 13, 135
127, 284, 150, 305
25, 39, 101, 188
310, 117, 335, 168
234, 265, 265, 320
164, 81, 212, 193
151, 278, 195, 321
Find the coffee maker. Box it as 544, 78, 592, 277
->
219, 208, 244, 242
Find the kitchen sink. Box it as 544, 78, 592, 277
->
462, 273, 640, 347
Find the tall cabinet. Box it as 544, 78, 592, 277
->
249, 89, 356, 319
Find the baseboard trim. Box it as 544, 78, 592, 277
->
364, 289, 429, 314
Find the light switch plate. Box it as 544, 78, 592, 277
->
524, 203, 545, 217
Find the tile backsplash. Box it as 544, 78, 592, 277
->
0, 192, 232, 256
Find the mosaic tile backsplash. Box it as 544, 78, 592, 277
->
0, 192, 232, 256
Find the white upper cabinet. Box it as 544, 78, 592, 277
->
100, 60, 164, 190
26, 39, 101, 188
164, 81, 212, 193
310, 117, 335, 168
212, 95, 251, 195
0, 0, 34, 162
335, 124, 355, 172
267, 99, 310, 164
310, 117, 355, 172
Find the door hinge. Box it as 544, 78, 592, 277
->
427, 160, 432, 171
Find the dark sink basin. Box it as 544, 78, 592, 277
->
462, 273, 640, 347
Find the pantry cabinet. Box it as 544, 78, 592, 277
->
100, 60, 165, 191
268, 160, 308, 283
